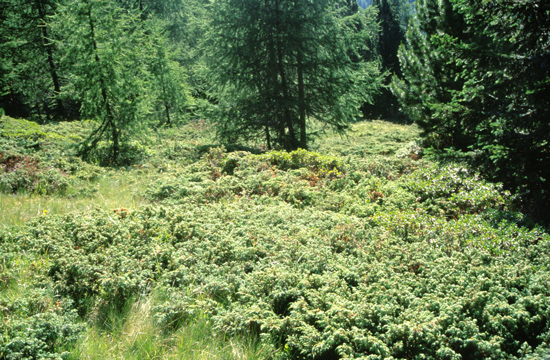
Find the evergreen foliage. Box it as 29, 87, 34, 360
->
206, 0, 382, 150
391, 0, 469, 147
365, 0, 412, 118
449, 0, 550, 223
2, 0, 550, 357
146, 20, 193, 128
3, 116, 550, 359
393, 0, 550, 223
373, 0, 410, 78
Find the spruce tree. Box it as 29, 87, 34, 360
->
206, 0, 382, 150
365, 0, 411, 118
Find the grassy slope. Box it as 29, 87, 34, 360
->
1, 116, 549, 360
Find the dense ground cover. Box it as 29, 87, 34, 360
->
1, 116, 549, 359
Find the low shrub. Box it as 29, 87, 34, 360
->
0, 151, 70, 194
7, 199, 550, 359
3, 118, 549, 359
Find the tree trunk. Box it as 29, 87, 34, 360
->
164, 100, 172, 127
274, 0, 297, 150
265, 125, 272, 150
160, 73, 172, 127
297, 50, 307, 149
267, 0, 284, 148
111, 118, 119, 161
36, 0, 65, 117
87, 0, 117, 162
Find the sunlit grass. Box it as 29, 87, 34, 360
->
0, 171, 149, 229
71, 295, 274, 360
312, 120, 422, 157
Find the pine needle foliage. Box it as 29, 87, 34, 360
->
392, 0, 550, 223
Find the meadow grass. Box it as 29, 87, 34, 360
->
0, 171, 148, 229
311, 120, 421, 157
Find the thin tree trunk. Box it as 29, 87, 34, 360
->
164, 100, 171, 127
266, 0, 283, 147
111, 118, 119, 161
36, 0, 65, 117
86, 0, 117, 162
160, 73, 172, 127
297, 50, 307, 149
274, 0, 296, 150
265, 125, 272, 150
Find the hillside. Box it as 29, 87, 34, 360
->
1, 116, 549, 359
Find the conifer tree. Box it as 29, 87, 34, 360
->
391, 0, 470, 148
206, 0, 382, 150
393, 0, 550, 222
365, 0, 411, 117
0, 0, 65, 119
146, 20, 193, 127
54, 0, 150, 163
373, 0, 410, 77
449, 0, 550, 221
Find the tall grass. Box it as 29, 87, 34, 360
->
71, 296, 274, 360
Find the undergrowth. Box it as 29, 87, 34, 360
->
1, 116, 549, 359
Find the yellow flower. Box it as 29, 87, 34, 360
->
43, 210, 48, 216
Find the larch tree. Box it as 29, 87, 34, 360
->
54, 0, 151, 163
206, 0, 382, 150
0, 0, 65, 119
146, 20, 193, 127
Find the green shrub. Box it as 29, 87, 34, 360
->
405, 165, 512, 218
0, 269, 85, 360
8, 199, 550, 359
0, 151, 70, 194
3, 118, 549, 359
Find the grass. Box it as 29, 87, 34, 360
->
311, 120, 422, 157
1, 116, 273, 360
2, 118, 417, 229
0, 172, 148, 229
71, 294, 274, 360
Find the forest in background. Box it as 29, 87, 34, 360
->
1, 0, 550, 359
1, 0, 548, 222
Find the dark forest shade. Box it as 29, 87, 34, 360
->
392, 0, 550, 223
